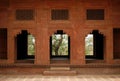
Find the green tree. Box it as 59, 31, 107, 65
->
52, 34, 68, 56
28, 35, 35, 55
85, 34, 93, 55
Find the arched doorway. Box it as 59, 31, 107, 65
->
16, 30, 35, 63
85, 30, 104, 61
113, 28, 120, 59
0, 28, 7, 59
50, 30, 70, 62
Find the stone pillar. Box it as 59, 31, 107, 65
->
79, 33, 86, 64
35, 27, 50, 65
105, 28, 113, 64
35, 7, 50, 65
70, 29, 85, 65
7, 29, 16, 64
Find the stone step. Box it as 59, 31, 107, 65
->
16, 60, 34, 63
50, 67, 70, 71
43, 70, 77, 76
50, 60, 70, 64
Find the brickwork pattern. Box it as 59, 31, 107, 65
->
0, 75, 120, 81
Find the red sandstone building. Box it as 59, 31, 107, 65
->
0, 0, 120, 75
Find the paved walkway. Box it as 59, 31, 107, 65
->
0, 74, 120, 81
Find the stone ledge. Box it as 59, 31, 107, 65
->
50, 67, 70, 71
43, 70, 77, 76
0, 64, 120, 68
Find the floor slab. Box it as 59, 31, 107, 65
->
0, 74, 120, 81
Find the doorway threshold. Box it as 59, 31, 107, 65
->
51, 57, 69, 60
50, 58, 70, 64
16, 59, 34, 64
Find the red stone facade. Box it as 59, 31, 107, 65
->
0, 0, 120, 68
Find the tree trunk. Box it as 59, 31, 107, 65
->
55, 35, 63, 55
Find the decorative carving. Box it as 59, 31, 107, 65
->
84, 29, 106, 38
51, 9, 69, 20
14, 29, 36, 38
16, 9, 34, 20
86, 9, 104, 20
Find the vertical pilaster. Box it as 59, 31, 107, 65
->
105, 28, 113, 64
70, 29, 85, 65
7, 29, 15, 64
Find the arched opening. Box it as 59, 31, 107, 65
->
113, 28, 120, 59
0, 28, 7, 59
50, 30, 70, 62
15, 30, 35, 63
85, 30, 104, 63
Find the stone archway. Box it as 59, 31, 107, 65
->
85, 30, 105, 60
0, 28, 7, 59
113, 28, 120, 59
50, 30, 70, 61
15, 30, 35, 63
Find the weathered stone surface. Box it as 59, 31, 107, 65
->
0, 0, 119, 74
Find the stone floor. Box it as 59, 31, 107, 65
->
0, 74, 120, 81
